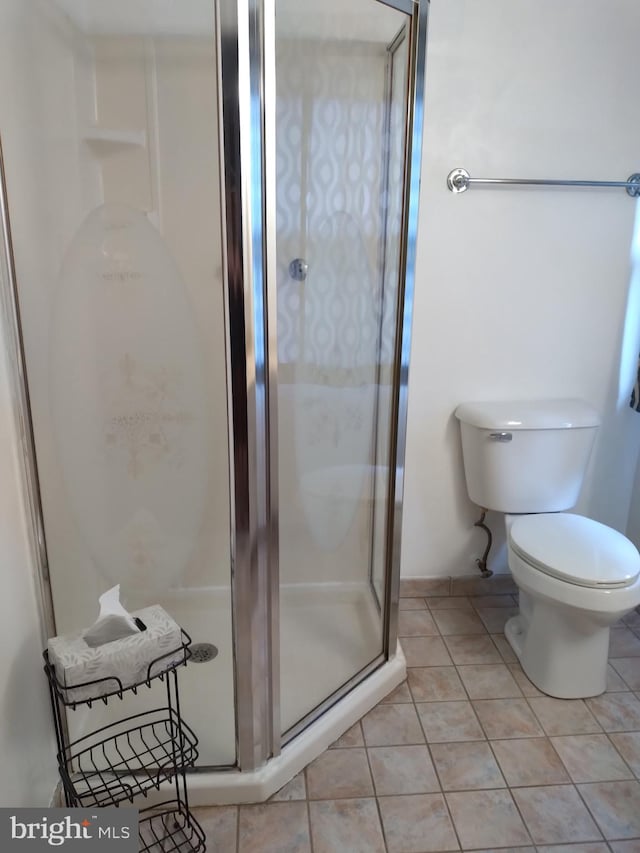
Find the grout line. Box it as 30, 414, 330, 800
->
235, 801, 240, 853
305, 780, 315, 853
364, 745, 390, 853
571, 781, 608, 844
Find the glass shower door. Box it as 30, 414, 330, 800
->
1, 1, 235, 767
275, 0, 413, 735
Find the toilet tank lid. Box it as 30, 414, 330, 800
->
454, 399, 600, 430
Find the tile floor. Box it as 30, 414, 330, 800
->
193, 586, 640, 852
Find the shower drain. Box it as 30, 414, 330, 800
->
189, 643, 219, 663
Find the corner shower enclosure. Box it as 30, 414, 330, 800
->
0, 0, 426, 801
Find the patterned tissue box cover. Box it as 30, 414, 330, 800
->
47, 605, 184, 703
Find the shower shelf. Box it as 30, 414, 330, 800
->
83, 127, 147, 154
44, 627, 206, 852
57, 708, 199, 808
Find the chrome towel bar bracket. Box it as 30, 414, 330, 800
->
447, 167, 640, 197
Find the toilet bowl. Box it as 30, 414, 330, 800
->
504, 512, 640, 698
454, 398, 640, 699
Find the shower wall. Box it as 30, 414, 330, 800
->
88, 34, 230, 592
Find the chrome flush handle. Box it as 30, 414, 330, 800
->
489, 432, 513, 442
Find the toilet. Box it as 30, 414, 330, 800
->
455, 398, 640, 699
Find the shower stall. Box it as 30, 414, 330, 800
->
0, 0, 426, 802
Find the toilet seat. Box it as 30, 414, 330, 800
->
509, 513, 640, 590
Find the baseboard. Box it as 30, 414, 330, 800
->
400, 573, 518, 598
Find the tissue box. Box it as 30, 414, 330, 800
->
47, 605, 184, 704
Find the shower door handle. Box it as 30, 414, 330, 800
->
289, 258, 308, 281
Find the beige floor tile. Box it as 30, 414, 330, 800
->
577, 780, 640, 839
400, 597, 427, 610
492, 634, 518, 663
416, 700, 485, 743
308, 798, 386, 853
361, 703, 425, 746
610, 659, 640, 690
622, 609, 640, 631
475, 607, 519, 634
550, 734, 633, 783
445, 788, 531, 848
469, 848, 535, 853
536, 845, 609, 853
368, 744, 440, 795
512, 785, 602, 844
527, 697, 601, 735
586, 693, 640, 732
399, 609, 439, 637
450, 576, 518, 597
238, 802, 311, 852
470, 595, 518, 609
401, 578, 450, 598
491, 737, 569, 786
330, 721, 364, 748
444, 635, 502, 665
426, 595, 473, 610
608, 664, 632, 692
194, 806, 237, 853
269, 772, 306, 801
433, 609, 488, 636
610, 732, 640, 777
408, 666, 466, 702
609, 842, 640, 853
507, 663, 544, 697
378, 793, 459, 852
306, 748, 373, 799
380, 680, 414, 704
457, 664, 522, 699
402, 636, 453, 667
473, 698, 544, 738
430, 741, 505, 790
609, 628, 640, 658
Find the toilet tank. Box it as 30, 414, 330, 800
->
454, 399, 600, 513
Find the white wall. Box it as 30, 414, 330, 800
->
0, 4, 72, 805
401, 0, 640, 578
0, 324, 57, 807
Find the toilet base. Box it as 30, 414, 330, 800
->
504, 605, 609, 699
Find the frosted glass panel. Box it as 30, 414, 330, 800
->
276, 0, 411, 732
51, 204, 209, 590
3, 3, 234, 766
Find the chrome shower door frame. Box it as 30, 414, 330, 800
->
217, 0, 280, 770
217, 0, 428, 767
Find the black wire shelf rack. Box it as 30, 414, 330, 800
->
58, 708, 199, 807
139, 801, 206, 853
44, 623, 207, 851
43, 629, 192, 709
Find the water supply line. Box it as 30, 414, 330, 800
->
473, 509, 493, 577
